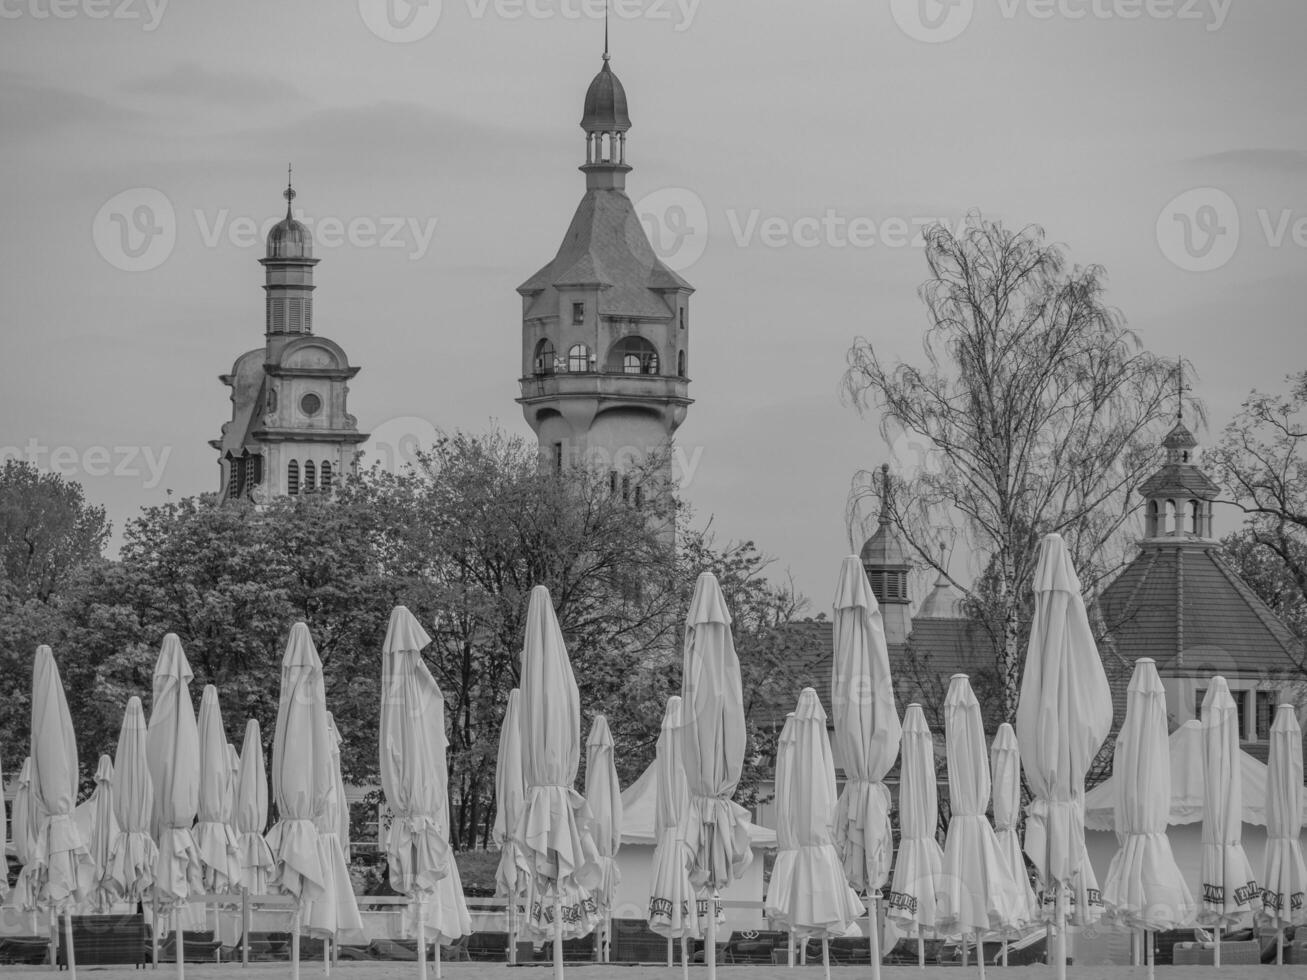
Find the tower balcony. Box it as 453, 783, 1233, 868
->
517, 371, 692, 430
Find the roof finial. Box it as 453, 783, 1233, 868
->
1176, 356, 1188, 423
603, 0, 610, 62
284, 163, 296, 219
878, 463, 893, 526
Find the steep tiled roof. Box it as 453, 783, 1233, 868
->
1138, 463, 1220, 499
1096, 542, 1302, 678
519, 189, 691, 320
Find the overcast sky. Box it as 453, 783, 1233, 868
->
2, 0, 1304, 608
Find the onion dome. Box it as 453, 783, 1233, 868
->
581, 56, 632, 133
266, 177, 312, 260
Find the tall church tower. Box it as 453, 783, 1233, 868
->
517, 43, 693, 485
211, 178, 368, 502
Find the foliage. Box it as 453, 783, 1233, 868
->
844, 213, 1181, 722
0, 459, 109, 603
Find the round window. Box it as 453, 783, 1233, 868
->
300, 392, 322, 416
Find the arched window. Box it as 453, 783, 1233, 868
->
533, 339, 556, 376
677, 350, 686, 377
1165, 499, 1177, 534
227, 455, 240, 498
1189, 499, 1202, 535
1147, 500, 1159, 536
568, 344, 591, 373
621, 475, 631, 505
320, 461, 333, 490
607, 336, 659, 375
609, 470, 619, 496
304, 460, 316, 492
287, 460, 300, 496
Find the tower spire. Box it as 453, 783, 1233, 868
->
1176, 356, 1189, 423
284, 163, 296, 219
603, 0, 610, 62
878, 462, 894, 525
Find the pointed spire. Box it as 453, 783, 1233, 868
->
1176, 356, 1189, 423
603, 0, 610, 62
284, 163, 296, 219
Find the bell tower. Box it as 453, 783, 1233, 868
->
517, 39, 693, 495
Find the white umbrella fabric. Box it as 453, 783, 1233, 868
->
304, 712, 363, 963
13, 754, 36, 874
195, 686, 240, 893
886, 704, 944, 966
107, 697, 157, 905
831, 555, 901, 977
680, 572, 752, 980
1261, 702, 1307, 962
1015, 533, 1112, 978
771, 690, 864, 977
989, 723, 1038, 958
514, 586, 602, 980
233, 719, 274, 966
147, 634, 203, 978
764, 713, 797, 952
1197, 676, 1261, 963
494, 689, 527, 963
266, 623, 331, 980
26, 645, 97, 972
584, 715, 623, 962
939, 674, 1025, 975
379, 605, 468, 975
1101, 659, 1194, 932
647, 694, 701, 973
88, 755, 120, 911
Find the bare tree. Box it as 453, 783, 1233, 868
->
844, 214, 1181, 722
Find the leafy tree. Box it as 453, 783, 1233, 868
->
844, 214, 1180, 722
0, 460, 109, 602
1209, 371, 1307, 672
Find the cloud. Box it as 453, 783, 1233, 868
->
123, 64, 308, 107
1185, 148, 1307, 174
0, 71, 141, 140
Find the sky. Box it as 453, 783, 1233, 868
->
1, 0, 1304, 609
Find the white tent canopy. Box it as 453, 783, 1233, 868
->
619, 763, 776, 848
1085, 719, 1307, 830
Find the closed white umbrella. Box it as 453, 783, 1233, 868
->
266, 623, 331, 980
773, 689, 864, 978
27, 645, 97, 973
765, 713, 797, 958
584, 715, 622, 962
379, 604, 466, 978
939, 674, 1025, 977
88, 755, 119, 911
886, 704, 944, 967
1198, 676, 1261, 964
147, 634, 203, 979
1015, 533, 1112, 979
13, 754, 36, 868
107, 697, 157, 906
195, 686, 240, 893
1261, 702, 1307, 963
494, 689, 527, 963
514, 585, 602, 980
1101, 659, 1194, 976
680, 572, 752, 980
304, 711, 363, 966
233, 719, 274, 966
831, 555, 901, 977
647, 694, 701, 974
224, 744, 240, 826
989, 723, 1038, 962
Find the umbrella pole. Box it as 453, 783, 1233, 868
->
291, 908, 301, 980
152, 894, 159, 968
553, 892, 563, 980
681, 936, 688, 980
1001, 935, 1008, 967
666, 935, 672, 968
1214, 925, 1221, 968
416, 897, 427, 980
176, 907, 185, 980
788, 929, 794, 968
63, 908, 76, 978
1277, 928, 1284, 965
822, 937, 831, 980
1146, 928, 1155, 980
917, 935, 924, 969
869, 895, 881, 980
48, 906, 57, 970
974, 929, 985, 980
241, 890, 249, 967
706, 895, 717, 980
1054, 886, 1066, 980
323, 938, 330, 976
